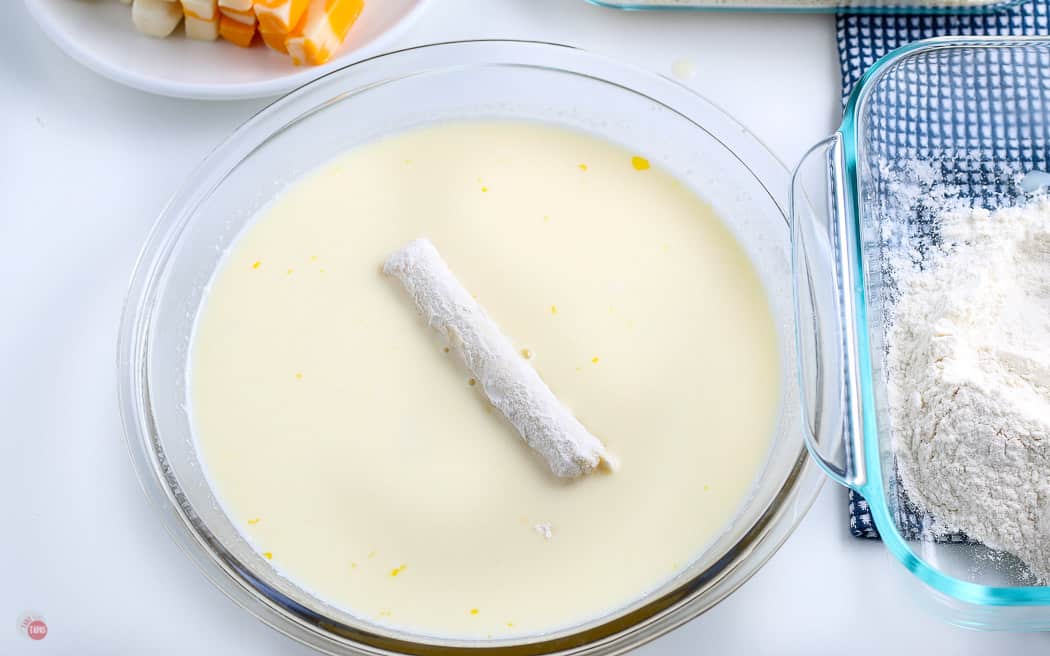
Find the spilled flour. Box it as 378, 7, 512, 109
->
890, 198, 1050, 581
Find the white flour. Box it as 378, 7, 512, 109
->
890, 198, 1050, 581
533, 523, 554, 540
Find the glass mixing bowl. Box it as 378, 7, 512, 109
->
118, 40, 823, 655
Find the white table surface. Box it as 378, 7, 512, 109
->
4, 1, 1050, 653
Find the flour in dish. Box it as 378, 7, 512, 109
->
891, 198, 1050, 581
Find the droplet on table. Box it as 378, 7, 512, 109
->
671, 58, 696, 81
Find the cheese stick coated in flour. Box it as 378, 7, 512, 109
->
383, 238, 614, 478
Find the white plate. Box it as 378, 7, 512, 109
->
25, 0, 430, 100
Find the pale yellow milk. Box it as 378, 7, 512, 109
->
190, 121, 780, 638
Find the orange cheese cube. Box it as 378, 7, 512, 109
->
218, 0, 253, 10
219, 14, 256, 46
253, 0, 308, 34
285, 0, 363, 66
220, 5, 257, 24
259, 30, 289, 53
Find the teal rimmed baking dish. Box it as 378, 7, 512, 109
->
588, 0, 1028, 14
792, 36, 1050, 629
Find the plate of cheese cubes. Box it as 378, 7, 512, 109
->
25, 0, 430, 99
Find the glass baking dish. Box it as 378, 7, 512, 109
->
588, 0, 1027, 14
792, 36, 1050, 629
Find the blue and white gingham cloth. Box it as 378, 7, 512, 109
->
839, 4, 1050, 103
837, 3, 1050, 539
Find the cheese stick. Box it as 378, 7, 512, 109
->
383, 238, 615, 478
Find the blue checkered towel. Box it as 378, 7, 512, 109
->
838, 2, 1050, 539
839, 4, 1050, 103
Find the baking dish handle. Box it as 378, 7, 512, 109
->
789, 133, 866, 491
